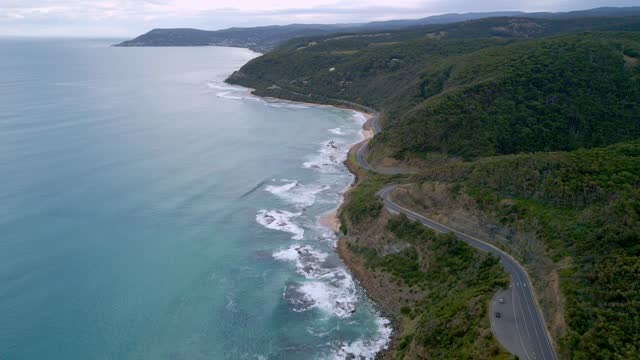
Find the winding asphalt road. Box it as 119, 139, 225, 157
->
355, 113, 558, 360
355, 112, 413, 175
355, 112, 387, 173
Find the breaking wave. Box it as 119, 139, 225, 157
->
332, 316, 392, 359
303, 139, 350, 174
255, 209, 304, 240
265, 180, 329, 209
207, 80, 312, 109
328, 127, 346, 135
274, 245, 357, 318
304, 113, 367, 174
220, 79, 391, 358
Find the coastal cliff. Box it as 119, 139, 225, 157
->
334, 162, 512, 359
226, 14, 640, 358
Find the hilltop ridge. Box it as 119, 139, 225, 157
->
115, 6, 640, 52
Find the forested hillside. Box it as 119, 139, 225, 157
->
228, 18, 640, 159
410, 141, 640, 358
227, 14, 640, 359
117, 7, 640, 51
377, 32, 640, 158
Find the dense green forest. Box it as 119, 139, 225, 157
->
229, 14, 640, 359
229, 16, 640, 107
229, 18, 640, 159
118, 7, 640, 51
385, 218, 509, 360
414, 141, 640, 358
377, 32, 640, 158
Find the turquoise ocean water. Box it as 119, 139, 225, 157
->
0, 38, 390, 359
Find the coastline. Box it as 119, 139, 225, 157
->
225, 79, 376, 237
232, 70, 549, 359
318, 112, 375, 236
226, 63, 553, 358
335, 113, 402, 360
318, 110, 399, 360
223, 60, 393, 358
224, 70, 376, 237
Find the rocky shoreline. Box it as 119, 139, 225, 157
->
334, 116, 403, 359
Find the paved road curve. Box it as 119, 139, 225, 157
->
354, 112, 558, 360
379, 185, 557, 360
355, 112, 398, 174
490, 288, 529, 359
355, 112, 414, 175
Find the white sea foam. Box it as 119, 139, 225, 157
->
273, 245, 329, 277
216, 91, 244, 100
297, 280, 357, 318
256, 209, 304, 240
265, 180, 329, 209
272, 246, 300, 262
236, 89, 389, 358
350, 111, 369, 143
206, 82, 244, 91
350, 111, 368, 126
274, 245, 358, 318
265, 181, 298, 195
207, 81, 312, 109
283, 277, 357, 319
265, 102, 311, 110
207, 81, 258, 101
332, 316, 392, 360
303, 140, 349, 174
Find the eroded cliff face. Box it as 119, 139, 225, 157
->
389, 182, 567, 343
337, 217, 433, 359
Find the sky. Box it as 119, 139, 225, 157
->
0, 0, 638, 38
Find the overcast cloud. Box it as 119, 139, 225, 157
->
0, 0, 638, 37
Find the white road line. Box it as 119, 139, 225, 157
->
521, 283, 549, 360
516, 283, 535, 357
512, 282, 532, 360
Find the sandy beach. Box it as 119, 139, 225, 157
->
318, 111, 375, 236
319, 210, 341, 234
